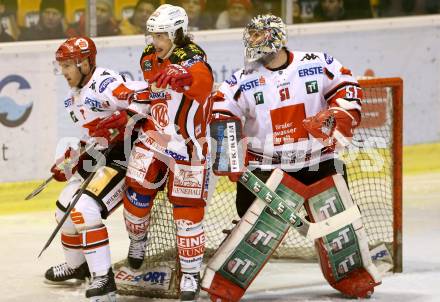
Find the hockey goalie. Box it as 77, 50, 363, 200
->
201, 14, 382, 301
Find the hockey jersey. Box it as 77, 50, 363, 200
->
137, 42, 214, 161
63, 67, 148, 144
213, 50, 362, 169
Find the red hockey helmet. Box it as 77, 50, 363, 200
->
55, 37, 97, 68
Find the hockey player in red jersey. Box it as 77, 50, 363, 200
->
46, 36, 148, 302
122, 4, 214, 302
205, 15, 381, 300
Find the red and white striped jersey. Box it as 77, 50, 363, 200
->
213, 49, 362, 169
136, 42, 214, 161
63, 67, 148, 142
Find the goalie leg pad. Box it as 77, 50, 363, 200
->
305, 174, 381, 298
201, 170, 303, 301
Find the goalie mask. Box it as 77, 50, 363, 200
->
243, 14, 287, 63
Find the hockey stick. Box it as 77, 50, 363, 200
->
37, 144, 114, 258
25, 142, 97, 201
239, 169, 361, 240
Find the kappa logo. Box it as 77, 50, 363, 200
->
301, 53, 319, 61
150, 103, 169, 129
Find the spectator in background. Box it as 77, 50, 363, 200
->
0, 0, 19, 41
216, 0, 253, 29
120, 0, 158, 35
314, 0, 346, 21
19, 0, 66, 41
253, 0, 281, 16
181, 0, 214, 30
67, 0, 120, 37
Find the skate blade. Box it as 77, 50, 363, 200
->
43, 278, 85, 287
89, 291, 116, 302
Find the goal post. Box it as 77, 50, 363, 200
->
113, 77, 403, 297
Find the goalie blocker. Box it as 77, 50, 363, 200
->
202, 116, 381, 301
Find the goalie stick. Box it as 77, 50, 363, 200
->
37, 144, 114, 258
239, 168, 361, 240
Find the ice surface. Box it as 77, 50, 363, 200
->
1, 173, 439, 301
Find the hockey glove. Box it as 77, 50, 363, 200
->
50, 145, 85, 182
302, 107, 360, 151
89, 110, 128, 143
151, 64, 193, 93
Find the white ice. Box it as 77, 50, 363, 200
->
1, 172, 439, 302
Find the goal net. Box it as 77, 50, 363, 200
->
114, 77, 403, 298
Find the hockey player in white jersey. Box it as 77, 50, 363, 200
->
45, 36, 148, 301
205, 15, 381, 300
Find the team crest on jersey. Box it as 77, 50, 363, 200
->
99, 77, 117, 93
151, 103, 169, 130
305, 80, 319, 94
143, 60, 152, 71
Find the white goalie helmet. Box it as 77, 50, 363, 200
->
243, 15, 287, 62
146, 4, 188, 40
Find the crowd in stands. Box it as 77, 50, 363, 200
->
1, 0, 439, 42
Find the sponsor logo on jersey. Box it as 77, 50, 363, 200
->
149, 90, 171, 101
84, 97, 105, 111
301, 53, 319, 61
298, 66, 323, 77
0, 75, 33, 127
171, 163, 204, 199
324, 53, 334, 64
253, 91, 264, 105
98, 77, 117, 93
181, 55, 203, 69
126, 187, 151, 208
64, 98, 73, 107
100, 70, 111, 76
143, 60, 152, 71
226, 74, 238, 86
239, 76, 266, 92
305, 80, 319, 94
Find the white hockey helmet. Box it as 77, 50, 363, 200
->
146, 4, 188, 40
243, 15, 287, 62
